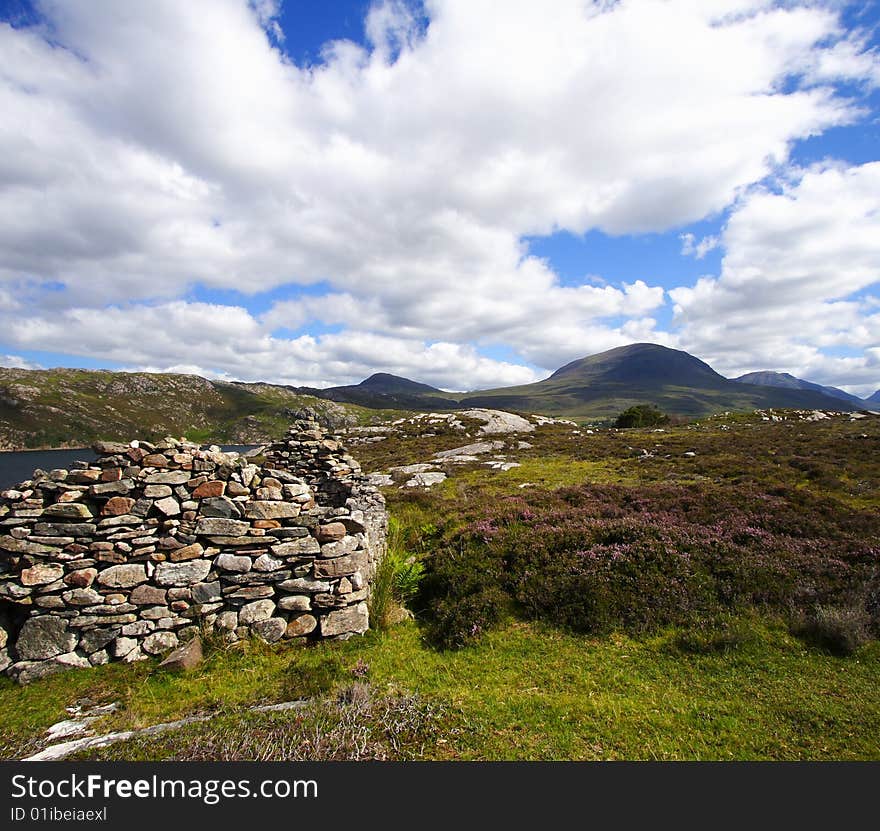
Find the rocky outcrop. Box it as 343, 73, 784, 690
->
0, 419, 386, 683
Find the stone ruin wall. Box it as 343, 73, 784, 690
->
0, 418, 387, 684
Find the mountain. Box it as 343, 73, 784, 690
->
0, 345, 864, 448
0, 368, 368, 450
303, 373, 459, 410
867, 390, 880, 405
356, 373, 444, 395
457, 343, 861, 419
734, 371, 865, 407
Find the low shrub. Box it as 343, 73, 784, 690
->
614, 404, 670, 428
792, 604, 871, 656
418, 541, 510, 648
413, 481, 880, 650
423, 587, 510, 650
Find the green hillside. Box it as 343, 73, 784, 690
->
0, 368, 391, 450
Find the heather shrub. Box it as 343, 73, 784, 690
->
419, 541, 510, 648
425, 587, 510, 650
506, 522, 718, 633
415, 481, 880, 648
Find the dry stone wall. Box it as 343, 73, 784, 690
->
0, 418, 386, 684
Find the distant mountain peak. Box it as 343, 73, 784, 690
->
356, 373, 442, 394
550, 342, 725, 386
734, 370, 865, 406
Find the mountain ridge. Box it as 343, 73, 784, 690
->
454, 343, 863, 419
0, 343, 871, 448
734, 370, 865, 407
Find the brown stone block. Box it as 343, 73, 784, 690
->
101, 496, 136, 516
192, 480, 225, 499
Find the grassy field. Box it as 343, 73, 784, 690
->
1, 410, 878, 760
1, 619, 878, 760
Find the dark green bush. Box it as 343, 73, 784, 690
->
418, 542, 509, 648
370, 516, 428, 631
424, 587, 510, 650
614, 404, 670, 428
507, 526, 718, 634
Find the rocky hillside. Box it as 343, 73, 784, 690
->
0, 369, 380, 450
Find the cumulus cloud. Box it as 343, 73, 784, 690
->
672, 161, 880, 395
680, 233, 720, 259
0, 354, 43, 370
3, 300, 540, 390
0, 1, 877, 386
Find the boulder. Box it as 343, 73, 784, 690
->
194, 517, 249, 536
144, 471, 190, 485
198, 496, 239, 519
278, 595, 311, 612
252, 617, 287, 643
316, 522, 348, 542
284, 614, 317, 638
129, 584, 167, 605
270, 537, 321, 558
168, 542, 204, 562
20, 563, 64, 586
319, 536, 358, 559
314, 549, 368, 578
238, 599, 275, 625
16, 616, 78, 660
142, 631, 179, 655
320, 603, 369, 637
192, 480, 225, 499
191, 581, 221, 604
0, 535, 54, 556
244, 501, 300, 520
154, 496, 181, 516
215, 552, 251, 573
101, 496, 135, 516
158, 636, 203, 672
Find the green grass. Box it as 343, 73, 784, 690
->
2, 620, 879, 761
2, 412, 878, 761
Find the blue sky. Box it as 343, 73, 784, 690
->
0, 0, 878, 394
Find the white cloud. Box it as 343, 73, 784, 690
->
680, 233, 720, 259
672, 161, 880, 393
0, 354, 42, 370
0, 1, 876, 386
2, 300, 539, 390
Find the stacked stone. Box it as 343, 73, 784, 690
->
0, 423, 386, 684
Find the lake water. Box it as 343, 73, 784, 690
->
0, 446, 258, 489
